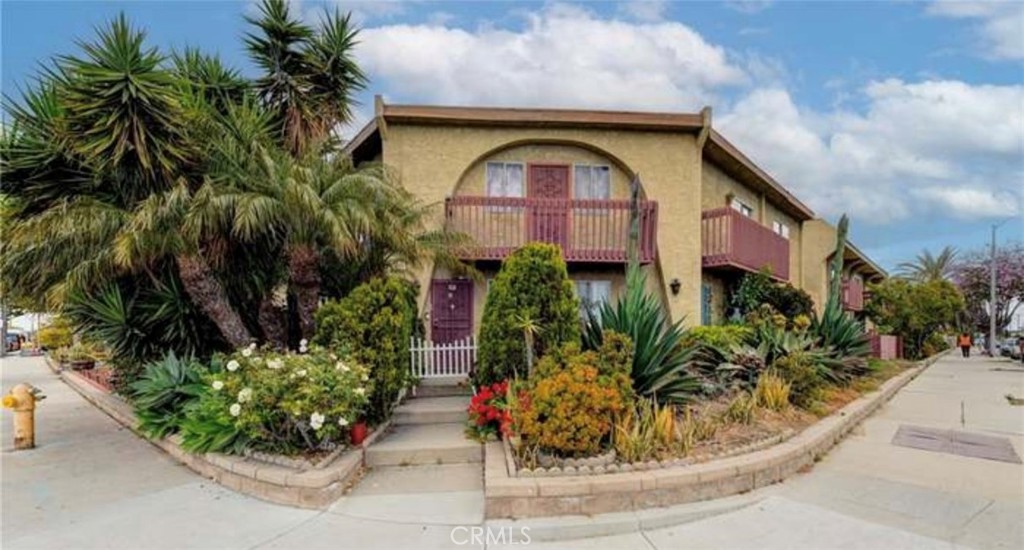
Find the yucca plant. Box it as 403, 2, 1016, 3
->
583, 264, 700, 404
130, 351, 207, 438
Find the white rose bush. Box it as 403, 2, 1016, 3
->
180, 345, 371, 455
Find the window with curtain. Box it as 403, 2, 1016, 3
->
730, 198, 754, 217
486, 162, 524, 197
574, 279, 612, 319
574, 165, 611, 200
772, 220, 790, 239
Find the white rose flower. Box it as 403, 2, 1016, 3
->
241, 348, 252, 358
338, 417, 349, 427
229, 403, 241, 417
298, 345, 308, 354
310, 412, 325, 430
354, 387, 366, 396
212, 380, 224, 391
361, 373, 369, 382
249, 342, 257, 350
268, 359, 283, 370
300, 339, 308, 347
226, 360, 240, 372
296, 369, 306, 377
237, 388, 253, 403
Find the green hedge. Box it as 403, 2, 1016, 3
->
476, 243, 580, 385
314, 276, 419, 424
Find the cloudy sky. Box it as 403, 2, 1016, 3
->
3, 0, 1022, 269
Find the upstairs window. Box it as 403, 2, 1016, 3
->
574, 165, 611, 200
574, 279, 612, 319
772, 220, 791, 239
730, 198, 754, 217
486, 162, 524, 198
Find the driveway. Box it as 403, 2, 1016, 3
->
2, 352, 1022, 549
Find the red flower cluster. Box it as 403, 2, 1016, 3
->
467, 380, 511, 440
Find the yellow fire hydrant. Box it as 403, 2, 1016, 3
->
2, 383, 45, 450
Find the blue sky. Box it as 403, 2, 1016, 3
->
3, 0, 1023, 270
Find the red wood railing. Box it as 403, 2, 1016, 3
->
701, 207, 790, 280
445, 196, 658, 263
842, 277, 865, 312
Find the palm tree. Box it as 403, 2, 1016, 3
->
2, 16, 255, 348
895, 246, 958, 282
245, 0, 366, 156
221, 145, 393, 341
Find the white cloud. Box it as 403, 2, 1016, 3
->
927, 0, 1024, 60
724, 1, 774, 14
618, 0, 669, 22
356, 3, 747, 110
914, 187, 1021, 219
718, 80, 1024, 223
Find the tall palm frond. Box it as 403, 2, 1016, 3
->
895, 246, 958, 282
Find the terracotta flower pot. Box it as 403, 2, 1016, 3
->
350, 421, 368, 445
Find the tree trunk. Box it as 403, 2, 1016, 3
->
176, 253, 254, 349
288, 244, 321, 342
258, 283, 289, 349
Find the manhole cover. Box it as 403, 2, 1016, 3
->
891, 425, 1021, 464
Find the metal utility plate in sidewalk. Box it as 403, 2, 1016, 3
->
891, 425, 1022, 464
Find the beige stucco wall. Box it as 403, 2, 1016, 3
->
800, 220, 835, 315
700, 273, 730, 325
383, 124, 703, 333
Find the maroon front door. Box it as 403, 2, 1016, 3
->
430, 279, 473, 343
528, 164, 570, 249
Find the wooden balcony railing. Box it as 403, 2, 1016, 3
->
445, 196, 658, 263
842, 277, 865, 312
701, 207, 790, 280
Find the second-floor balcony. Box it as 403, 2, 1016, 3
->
701, 207, 790, 280
445, 196, 658, 263
842, 277, 865, 312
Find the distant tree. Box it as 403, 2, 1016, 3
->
895, 246, 958, 282
865, 279, 965, 360
952, 242, 1024, 335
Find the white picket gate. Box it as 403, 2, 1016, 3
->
409, 336, 476, 379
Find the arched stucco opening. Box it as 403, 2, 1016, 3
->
450, 139, 651, 200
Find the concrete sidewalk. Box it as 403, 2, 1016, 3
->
3, 352, 1022, 549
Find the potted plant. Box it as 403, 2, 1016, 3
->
350, 419, 368, 446
67, 344, 96, 370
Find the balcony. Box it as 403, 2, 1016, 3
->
842, 277, 865, 312
701, 207, 790, 280
445, 196, 658, 263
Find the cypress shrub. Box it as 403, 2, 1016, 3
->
314, 276, 419, 424
475, 243, 580, 385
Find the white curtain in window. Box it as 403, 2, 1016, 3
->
486, 162, 523, 197
575, 165, 610, 199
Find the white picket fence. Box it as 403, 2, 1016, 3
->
409, 336, 476, 379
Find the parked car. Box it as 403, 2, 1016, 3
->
5, 333, 24, 352
1000, 338, 1023, 359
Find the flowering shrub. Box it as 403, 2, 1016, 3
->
182, 343, 370, 455
466, 380, 512, 441
516, 362, 629, 457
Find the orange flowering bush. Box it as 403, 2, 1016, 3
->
515, 333, 635, 457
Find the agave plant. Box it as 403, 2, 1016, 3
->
130, 351, 208, 439
582, 264, 700, 404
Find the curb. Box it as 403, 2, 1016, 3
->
484, 353, 944, 522
57, 366, 365, 510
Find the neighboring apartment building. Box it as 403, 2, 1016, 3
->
345, 98, 885, 342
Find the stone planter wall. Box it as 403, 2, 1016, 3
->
57, 365, 385, 509
485, 354, 944, 519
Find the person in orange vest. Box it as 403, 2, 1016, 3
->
957, 332, 972, 358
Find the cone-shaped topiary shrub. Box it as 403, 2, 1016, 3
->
475, 243, 580, 385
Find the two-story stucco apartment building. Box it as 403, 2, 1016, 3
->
345, 98, 885, 343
